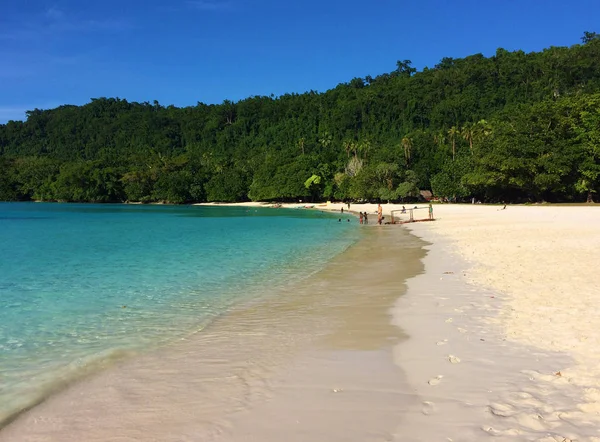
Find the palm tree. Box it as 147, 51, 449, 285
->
297, 137, 305, 155
318, 132, 332, 149
477, 119, 493, 138
473, 120, 493, 151
401, 136, 413, 166
351, 142, 359, 159
342, 139, 353, 158
358, 139, 372, 160
448, 126, 459, 160
433, 130, 445, 147
461, 122, 475, 152
433, 131, 447, 158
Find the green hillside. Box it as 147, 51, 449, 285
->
1, 35, 599, 203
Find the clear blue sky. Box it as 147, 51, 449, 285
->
1, 0, 598, 123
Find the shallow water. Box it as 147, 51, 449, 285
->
0, 203, 359, 425
0, 223, 425, 442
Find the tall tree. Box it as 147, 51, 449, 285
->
297, 137, 305, 155
448, 126, 459, 160
461, 122, 476, 152
401, 136, 413, 166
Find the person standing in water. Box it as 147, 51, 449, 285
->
359, 212, 364, 224
377, 203, 383, 225
364, 212, 368, 224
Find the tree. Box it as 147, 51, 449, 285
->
475, 119, 493, 143
582, 31, 599, 44
571, 96, 600, 202
433, 130, 447, 158
395, 60, 417, 77
318, 132, 332, 149
349, 77, 365, 89
358, 139, 372, 160
461, 122, 475, 152
396, 170, 420, 200
375, 162, 400, 201
304, 174, 323, 201
431, 157, 471, 200
297, 137, 305, 155
342, 139, 354, 158
0, 158, 19, 200
401, 136, 413, 166
345, 156, 363, 177
448, 126, 459, 160
206, 169, 248, 202
434, 57, 455, 70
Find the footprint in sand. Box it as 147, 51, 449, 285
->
422, 401, 436, 415
428, 375, 443, 386
445, 318, 453, 323
481, 426, 521, 437
436, 339, 448, 346
448, 355, 461, 364
487, 402, 515, 417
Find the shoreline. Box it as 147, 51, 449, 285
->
0, 204, 357, 430
0, 224, 424, 441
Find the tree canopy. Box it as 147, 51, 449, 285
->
1, 35, 599, 203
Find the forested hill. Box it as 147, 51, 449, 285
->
1, 36, 600, 203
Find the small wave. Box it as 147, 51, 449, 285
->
0, 347, 137, 430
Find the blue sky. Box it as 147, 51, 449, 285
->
0, 0, 598, 123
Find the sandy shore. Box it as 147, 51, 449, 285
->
203, 201, 600, 440
396, 204, 600, 441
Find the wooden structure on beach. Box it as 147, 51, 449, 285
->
390, 207, 435, 224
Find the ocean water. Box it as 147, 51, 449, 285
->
0, 203, 359, 424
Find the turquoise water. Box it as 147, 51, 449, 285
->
0, 203, 359, 423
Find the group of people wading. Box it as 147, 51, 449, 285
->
338, 203, 434, 225
357, 203, 384, 225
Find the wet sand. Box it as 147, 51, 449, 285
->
0, 226, 425, 441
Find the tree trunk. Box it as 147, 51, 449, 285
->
587, 191, 594, 203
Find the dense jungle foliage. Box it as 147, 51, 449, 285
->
1, 34, 599, 203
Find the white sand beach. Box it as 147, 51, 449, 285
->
393, 203, 600, 441
246, 201, 600, 440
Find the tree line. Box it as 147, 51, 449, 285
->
1, 33, 599, 203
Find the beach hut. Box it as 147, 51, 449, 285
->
419, 190, 433, 202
